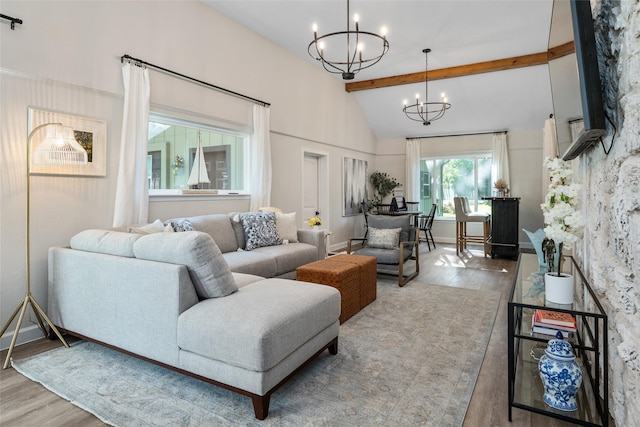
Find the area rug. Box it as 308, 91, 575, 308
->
12, 279, 500, 427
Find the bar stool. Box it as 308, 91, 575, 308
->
454, 197, 491, 257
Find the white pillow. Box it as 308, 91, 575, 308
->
259, 206, 283, 213
276, 212, 298, 243
128, 219, 165, 235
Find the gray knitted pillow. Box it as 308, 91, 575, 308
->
133, 231, 237, 298
367, 227, 401, 249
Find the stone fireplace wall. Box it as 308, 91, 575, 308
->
580, 1, 640, 425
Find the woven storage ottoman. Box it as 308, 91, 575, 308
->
296, 259, 361, 324
329, 254, 377, 309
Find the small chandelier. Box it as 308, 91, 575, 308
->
308, 0, 389, 80
403, 48, 451, 126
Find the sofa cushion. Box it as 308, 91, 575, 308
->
70, 229, 142, 258
240, 212, 282, 251
252, 243, 318, 276
228, 212, 246, 249
231, 272, 265, 288
222, 250, 277, 277
275, 212, 298, 243
177, 278, 341, 371
133, 231, 238, 299
354, 246, 413, 266
367, 227, 401, 249
186, 214, 239, 253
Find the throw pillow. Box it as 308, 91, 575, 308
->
133, 231, 238, 299
164, 218, 195, 232
259, 206, 283, 213
128, 219, 165, 235
275, 212, 298, 243
239, 211, 282, 251
367, 227, 402, 249
367, 214, 412, 243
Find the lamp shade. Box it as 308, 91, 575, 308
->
32, 125, 88, 165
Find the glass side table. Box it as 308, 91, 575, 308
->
508, 253, 608, 427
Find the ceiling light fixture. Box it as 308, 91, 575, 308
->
403, 48, 451, 126
308, 0, 389, 80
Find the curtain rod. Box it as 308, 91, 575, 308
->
1, 13, 22, 30
120, 54, 270, 107
406, 130, 507, 140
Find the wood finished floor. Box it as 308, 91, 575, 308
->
0, 243, 612, 427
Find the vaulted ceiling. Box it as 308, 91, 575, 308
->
202, 0, 559, 140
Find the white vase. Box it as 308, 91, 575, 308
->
312, 225, 319, 230
545, 273, 574, 305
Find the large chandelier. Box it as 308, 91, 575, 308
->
308, 0, 389, 80
403, 48, 451, 126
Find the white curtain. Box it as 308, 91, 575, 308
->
113, 62, 150, 227
249, 104, 272, 212
405, 139, 421, 208
491, 132, 510, 190
542, 117, 559, 197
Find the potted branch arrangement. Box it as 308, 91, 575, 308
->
540, 157, 584, 304
368, 171, 399, 209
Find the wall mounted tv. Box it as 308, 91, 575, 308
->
548, 0, 606, 160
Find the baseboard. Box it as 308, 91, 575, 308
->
0, 324, 45, 351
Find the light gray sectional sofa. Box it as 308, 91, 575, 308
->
48, 212, 340, 419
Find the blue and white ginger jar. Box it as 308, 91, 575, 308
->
538, 331, 583, 411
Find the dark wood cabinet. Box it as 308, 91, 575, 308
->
484, 197, 520, 259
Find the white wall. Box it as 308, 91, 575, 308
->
374, 130, 545, 245
0, 0, 377, 348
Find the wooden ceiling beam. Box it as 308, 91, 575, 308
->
344, 41, 575, 93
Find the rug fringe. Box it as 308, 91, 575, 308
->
12, 355, 118, 427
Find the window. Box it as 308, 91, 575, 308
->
147, 113, 248, 193
420, 154, 492, 218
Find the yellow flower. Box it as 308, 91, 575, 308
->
307, 217, 322, 227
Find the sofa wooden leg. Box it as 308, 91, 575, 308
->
252, 394, 271, 420
328, 337, 339, 355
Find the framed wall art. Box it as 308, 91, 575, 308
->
28, 107, 107, 176
342, 157, 368, 216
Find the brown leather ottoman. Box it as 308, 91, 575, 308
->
296, 259, 361, 324
328, 254, 377, 309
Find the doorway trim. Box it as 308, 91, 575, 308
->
302, 149, 329, 231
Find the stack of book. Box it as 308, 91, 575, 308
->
531, 309, 577, 338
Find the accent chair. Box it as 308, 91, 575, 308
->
347, 213, 419, 287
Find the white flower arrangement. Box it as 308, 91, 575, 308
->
540, 157, 584, 274
494, 178, 509, 191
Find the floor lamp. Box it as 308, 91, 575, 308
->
0, 123, 88, 369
